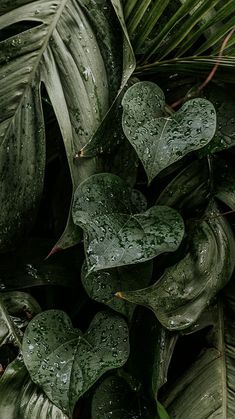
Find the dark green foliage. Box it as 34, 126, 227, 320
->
1, 1, 235, 418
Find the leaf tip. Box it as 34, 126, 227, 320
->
45, 246, 62, 260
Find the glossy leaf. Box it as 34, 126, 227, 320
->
200, 85, 235, 155
127, 309, 177, 398
122, 81, 216, 183
81, 260, 153, 319
117, 202, 235, 330
0, 357, 68, 419
156, 159, 210, 212
72, 173, 184, 272
22, 310, 129, 416
162, 283, 235, 417
0, 0, 134, 251
92, 374, 159, 419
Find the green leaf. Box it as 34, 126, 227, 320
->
0, 0, 134, 251
0, 291, 41, 335
127, 309, 177, 398
117, 202, 235, 330
199, 85, 235, 155
0, 291, 40, 349
22, 310, 129, 416
0, 358, 68, 419
92, 374, 159, 419
122, 82, 216, 183
81, 260, 153, 319
162, 283, 235, 417
157, 401, 170, 419
156, 159, 210, 213
72, 173, 185, 272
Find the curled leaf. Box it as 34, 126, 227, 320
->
117, 202, 235, 330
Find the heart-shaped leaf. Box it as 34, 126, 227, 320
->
122, 81, 216, 183
22, 310, 129, 416
81, 260, 153, 319
117, 202, 235, 330
72, 173, 184, 272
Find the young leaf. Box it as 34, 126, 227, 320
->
0, 358, 68, 419
122, 81, 216, 183
92, 374, 159, 418
72, 173, 184, 272
81, 260, 153, 319
117, 202, 235, 330
22, 310, 129, 416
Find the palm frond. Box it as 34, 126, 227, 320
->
124, 0, 235, 77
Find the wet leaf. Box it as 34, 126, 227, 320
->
92, 374, 159, 419
200, 85, 235, 155
0, 357, 68, 419
156, 159, 210, 213
117, 202, 235, 330
22, 310, 129, 416
81, 260, 153, 319
162, 282, 235, 418
122, 81, 216, 183
127, 309, 177, 398
72, 173, 184, 272
0, 0, 134, 251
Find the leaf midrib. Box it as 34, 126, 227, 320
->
3, 0, 69, 143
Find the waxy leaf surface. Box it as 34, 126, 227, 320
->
117, 203, 235, 330
22, 310, 129, 416
0, 358, 68, 419
81, 260, 153, 319
72, 173, 184, 272
122, 81, 216, 183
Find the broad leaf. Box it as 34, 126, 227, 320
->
92, 374, 159, 419
117, 202, 235, 330
162, 282, 235, 417
122, 81, 216, 183
72, 173, 184, 272
22, 310, 129, 416
0, 357, 68, 419
81, 260, 153, 319
0, 0, 134, 251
